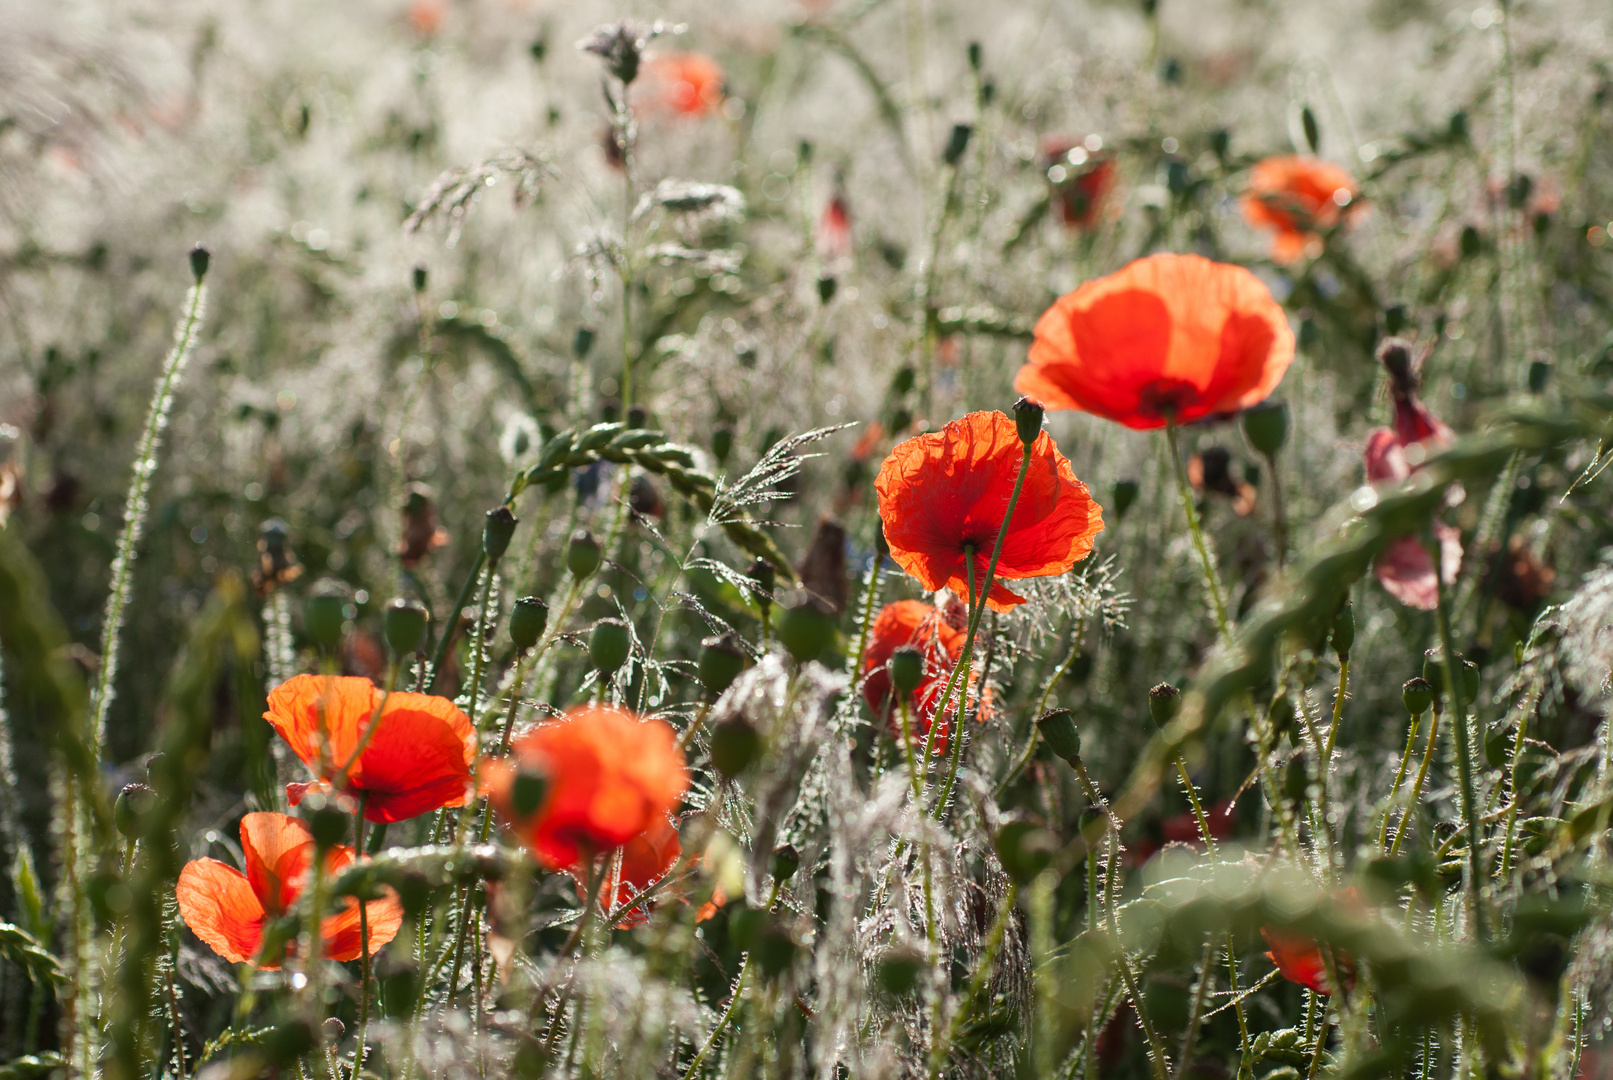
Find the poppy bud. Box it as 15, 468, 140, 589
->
770, 843, 801, 882
588, 619, 631, 677
567, 530, 602, 578
942, 123, 973, 166
323, 1018, 346, 1042
1011, 398, 1044, 450
483, 506, 519, 565
1330, 601, 1354, 660
888, 646, 924, 696
189, 243, 211, 281
698, 633, 747, 696
1402, 677, 1433, 716
1459, 225, 1483, 259
412, 264, 428, 293
305, 801, 350, 850
995, 822, 1055, 886
877, 944, 925, 996
711, 424, 734, 465
746, 559, 776, 616
114, 783, 156, 841
1422, 650, 1447, 709
1147, 682, 1182, 727
710, 716, 761, 777
626, 404, 647, 430
817, 275, 837, 305
305, 584, 348, 650
572, 325, 596, 358
1528, 359, 1552, 394
1110, 479, 1139, 520
1241, 400, 1290, 457
510, 764, 550, 817
1036, 708, 1081, 767
1459, 658, 1480, 704
777, 594, 837, 664
383, 598, 429, 656
510, 596, 549, 653
1484, 723, 1511, 770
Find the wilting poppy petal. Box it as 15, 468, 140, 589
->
862, 600, 971, 753
177, 859, 266, 966
1017, 254, 1295, 430
1374, 525, 1461, 611
1241, 155, 1360, 264
875, 411, 1103, 613
1261, 927, 1338, 993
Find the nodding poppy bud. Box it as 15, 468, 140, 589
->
304, 584, 348, 650
746, 559, 776, 616
1422, 650, 1447, 708
510, 764, 550, 817
877, 945, 925, 996
1148, 682, 1182, 727
1402, 677, 1433, 717
322, 1018, 346, 1043
626, 404, 647, 430
995, 822, 1055, 886
942, 123, 973, 166
509, 596, 549, 653
572, 325, 596, 358
1241, 400, 1290, 457
777, 593, 837, 664
698, 633, 747, 696
483, 506, 519, 565
304, 799, 350, 851
1037, 709, 1081, 767
817, 275, 837, 305
189, 243, 211, 281
888, 646, 924, 696
711, 424, 734, 465
566, 530, 603, 578
1012, 398, 1045, 450
588, 619, 631, 677
1459, 658, 1480, 704
1330, 601, 1354, 660
114, 783, 157, 841
710, 716, 762, 778
1110, 479, 1140, 520
1484, 723, 1511, 770
383, 598, 430, 656
412, 264, 429, 293
770, 843, 801, 882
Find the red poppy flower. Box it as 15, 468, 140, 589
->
817, 192, 852, 264
1261, 925, 1355, 994
1016, 254, 1296, 431
862, 600, 969, 752
875, 411, 1103, 613
484, 705, 688, 870
570, 815, 718, 928
641, 52, 724, 117
1041, 137, 1117, 230
176, 812, 402, 968
1241, 155, 1360, 264
265, 675, 477, 824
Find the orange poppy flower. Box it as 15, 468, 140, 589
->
875, 411, 1103, 613
641, 52, 724, 117
1016, 253, 1295, 431
265, 674, 477, 824
1241, 155, 1360, 264
175, 812, 402, 968
862, 600, 969, 752
569, 815, 692, 927
484, 705, 688, 870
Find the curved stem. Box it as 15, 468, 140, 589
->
426, 550, 488, 694
1390, 707, 1441, 857
1378, 711, 1425, 851
1433, 554, 1487, 939
1165, 421, 1231, 639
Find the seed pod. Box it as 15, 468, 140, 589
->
189, 243, 211, 281
710, 716, 761, 778
304, 584, 348, 650
1330, 601, 1354, 660
1012, 397, 1045, 449
566, 529, 603, 578
511, 765, 550, 817
483, 506, 519, 565
1110, 479, 1140, 520
1148, 682, 1182, 727
995, 822, 1055, 886
1402, 677, 1433, 717
698, 633, 747, 696
588, 619, 631, 677
877, 945, 925, 996
770, 844, 801, 883
888, 647, 924, 696
383, 598, 429, 656
1036, 709, 1081, 767
114, 783, 157, 841
1241, 400, 1290, 457
509, 596, 549, 653
777, 594, 837, 664
746, 559, 776, 616
1421, 650, 1446, 704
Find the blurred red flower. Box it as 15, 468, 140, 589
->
1040, 137, 1117, 230
642, 52, 725, 117
1261, 889, 1361, 994
484, 705, 688, 870
1241, 155, 1360, 264
1016, 254, 1295, 430
862, 600, 968, 753
875, 410, 1103, 613
176, 812, 402, 968
817, 192, 853, 264
265, 674, 477, 824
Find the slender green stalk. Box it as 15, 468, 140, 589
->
1265, 450, 1289, 568
1165, 420, 1231, 638
426, 550, 488, 694
1432, 556, 1487, 939
1391, 707, 1441, 857
1379, 711, 1425, 850
928, 883, 1019, 1078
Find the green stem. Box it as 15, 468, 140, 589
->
928, 883, 1019, 1079
1391, 706, 1441, 858
1165, 420, 1231, 639
1379, 711, 1425, 851
1176, 940, 1217, 1078
995, 616, 1085, 798
677, 880, 782, 1080
426, 550, 489, 694
1266, 450, 1288, 569
1432, 550, 1487, 939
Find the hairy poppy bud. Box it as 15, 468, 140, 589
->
1148, 682, 1182, 727
588, 619, 631, 677
770, 843, 801, 882
1241, 400, 1289, 457
1110, 479, 1140, 520
483, 506, 519, 565
943, 123, 973, 166
1330, 601, 1354, 660
1012, 397, 1044, 450
877, 945, 925, 996
995, 822, 1055, 886
567, 530, 602, 578
777, 593, 836, 664
305, 801, 350, 851
1037, 709, 1081, 767
817, 275, 837, 305
1402, 677, 1433, 717
510, 596, 549, 653
510, 764, 550, 817
698, 633, 747, 696
383, 598, 429, 656
746, 559, 776, 616
711, 424, 734, 465
1422, 650, 1447, 708
888, 646, 924, 696
710, 716, 761, 778
304, 583, 348, 650
189, 243, 211, 281
412, 264, 429, 293
114, 783, 156, 841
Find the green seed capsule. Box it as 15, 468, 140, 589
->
1241, 400, 1290, 457
770, 844, 801, 882
589, 620, 631, 677
777, 595, 837, 664
383, 598, 429, 656
566, 530, 603, 578
1148, 683, 1182, 727
697, 633, 747, 697
1402, 677, 1433, 717
304, 586, 348, 650
710, 716, 762, 777
114, 783, 157, 841
509, 596, 549, 653
888, 647, 924, 696
1036, 709, 1081, 767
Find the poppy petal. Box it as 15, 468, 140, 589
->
239, 811, 315, 918
348, 693, 477, 823
320, 891, 405, 962
264, 674, 379, 774
177, 859, 267, 966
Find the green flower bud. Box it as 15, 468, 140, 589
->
698, 633, 747, 697
888, 646, 924, 696
710, 716, 762, 778
1110, 479, 1140, 520
770, 843, 801, 883
482, 506, 519, 565
1036, 709, 1081, 767
588, 619, 631, 677
1402, 677, 1433, 717
304, 583, 348, 650
305, 801, 350, 850
1012, 398, 1044, 449
995, 822, 1055, 886
1330, 601, 1354, 659
509, 596, 549, 653
511, 765, 550, 817
1241, 400, 1290, 458
114, 783, 157, 841
566, 529, 603, 578
777, 594, 837, 664
383, 598, 429, 656
1460, 658, 1480, 704
1148, 682, 1182, 727
189, 243, 211, 281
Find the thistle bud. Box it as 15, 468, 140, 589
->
710, 716, 762, 778
888, 647, 924, 696
566, 529, 602, 578
1330, 601, 1354, 660
777, 593, 837, 664
114, 783, 157, 841
1240, 400, 1290, 457
995, 822, 1055, 886
510, 765, 550, 817
189, 243, 211, 281
1012, 397, 1044, 450
304, 583, 348, 650
588, 619, 631, 677
383, 598, 430, 656
1402, 677, 1433, 717
770, 843, 801, 883
482, 506, 519, 565
1036, 709, 1081, 767
698, 633, 747, 696
1148, 682, 1182, 727
509, 596, 549, 653
943, 124, 973, 166
1110, 479, 1140, 520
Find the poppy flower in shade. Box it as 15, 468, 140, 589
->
1260, 925, 1356, 994
484, 706, 688, 870
175, 812, 402, 969
641, 52, 724, 117
265, 675, 477, 824
875, 411, 1104, 613
862, 601, 969, 753
1241, 155, 1361, 264
1016, 254, 1296, 431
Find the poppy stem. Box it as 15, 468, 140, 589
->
1431, 546, 1487, 940
1165, 420, 1232, 639
1389, 705, 1440, 858
1378, 709, 1424, 851
351, 794, 371, 1080
426, 550, 488, 694
1265, 450, 1288, 568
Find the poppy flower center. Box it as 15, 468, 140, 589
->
1138, 378, 1201, 419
